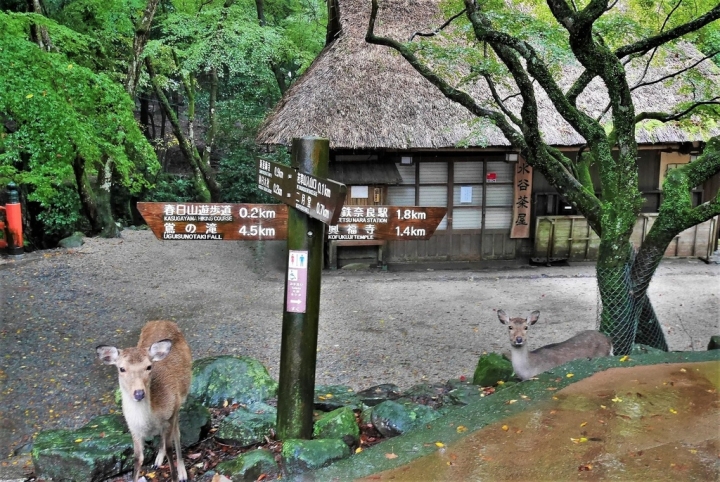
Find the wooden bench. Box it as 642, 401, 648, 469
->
327, 240, 387, 269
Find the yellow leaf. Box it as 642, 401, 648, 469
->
496, 380, 505, 385
669, 408, 677, 414
355, 447, 363, 454
600, 405, 607, 409
520, 395, 528, 399
566, 373, 574, 378
26, 94, 33, 99
435, 442, 445, 447
580, 422, 588, 427
222, 399, 229, 408
318, 396, 326, 401
325, 394, 334, 399
456, 425, 468, 433
68, 64, 73, 69
612, 396, 622, 403
689, 449, 697, 454
74, 438, 83, 443
385, 452, 398, 460
680, 368, 687, 372
502, 425, 509, 431
508, 399, 517, 404
579, 437, 588, 443
570, 437, 588, 444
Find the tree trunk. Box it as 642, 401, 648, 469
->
72, 156, 118, 238
125, 0, 161, 97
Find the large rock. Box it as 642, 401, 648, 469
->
314, 385, 363, 411
216, 402, 277, 446
402, 382, 448, 409
32, 415, 138, 482
190, 356, 278, 407
369, 400, 441, 438
313, 406, 359, 443
281, 439, 350, 473
58, 232, 84, 248
214, 448, 278, 481
473, 353, 514, 386
179, 395, 212, 446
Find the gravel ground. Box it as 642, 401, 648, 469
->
0, 229, 718, 468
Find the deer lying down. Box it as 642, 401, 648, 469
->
498, 310, 613, 381
97, 321, 192, 482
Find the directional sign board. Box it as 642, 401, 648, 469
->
257, 159, 347, 225
137, 202, 288, 240
329, 206, 447, 241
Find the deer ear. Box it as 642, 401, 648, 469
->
529, 311, 540, 325
96, 345, 119, 365
149, 339, 172, 362
497, 310, 509, 324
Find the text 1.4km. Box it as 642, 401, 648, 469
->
395, 226, 426, 237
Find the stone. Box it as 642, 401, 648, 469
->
402, 382, 448, 409
631, 344, 667, 355
370, 400, 441, 438
314, 385, 363, 411
190, 356, 278, 407
214, 448, 278, 481
356, 383, 401, 407
447, 385, 483, 406
707, 336, 720, 350
58, 232, 84, 248
313, 406, 359, 443
32, 415, 139, 482
179, 395, 212, 446
216, 402, 277, 447
281, 439, 350, 473
473, 353, 514, 386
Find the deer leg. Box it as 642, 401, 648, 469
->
131, 433, 145, 482
160, 421, 179, 482
153, 434, 167, 469
171, 414, 187, 482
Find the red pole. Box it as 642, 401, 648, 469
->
4, 182, 23, 256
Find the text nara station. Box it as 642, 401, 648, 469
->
137, 137, 448, 440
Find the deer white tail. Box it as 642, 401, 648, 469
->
97, 320, 192, 482
497, 310, 612, 381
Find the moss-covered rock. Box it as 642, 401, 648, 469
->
214, 448, 278, 481
473, 353, 514, 386
314, 385, 363, 411
179, 395, 212, 446
216, 402, 277, 446
31, 415, 138, 482
356, 383, 401, 407
281, 438, 350, 473
370, 400, 441, 438
313, 406, 359, 443
190, 356, 278, 407
58, 232, 84, 248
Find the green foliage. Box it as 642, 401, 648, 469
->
35, 182, 85, 237
144, 173, 197, 202
0, 12, 158, 234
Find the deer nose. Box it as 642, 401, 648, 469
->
514, 337, 523, 345
133, 389, 145, 401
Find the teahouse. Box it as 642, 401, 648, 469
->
258, 0, 720, 267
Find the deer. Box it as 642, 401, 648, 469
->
497, 310, 613, 381
96, 320, 192, 482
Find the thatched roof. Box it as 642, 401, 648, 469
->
257, 0, 719, 150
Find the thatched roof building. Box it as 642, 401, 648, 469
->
257, 0, 719, 150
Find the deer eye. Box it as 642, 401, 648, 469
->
146, 365, 152, 371
508, 326, 512, 330
524, 326, 528, 330
119, 367, 126, 373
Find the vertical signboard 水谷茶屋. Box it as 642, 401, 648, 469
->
510, 158, 533, 239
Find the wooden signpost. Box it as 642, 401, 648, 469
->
137, 137, 449, 441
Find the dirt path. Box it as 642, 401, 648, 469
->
0, 229, 718, 463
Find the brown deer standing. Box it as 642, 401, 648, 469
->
96, 321, 192, 482
498, 310, 613, 381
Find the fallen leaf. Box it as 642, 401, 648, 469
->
74, 438, 83, 443
435, 442, 445, 448
187, 453, 202, 460
507, 399, 517, 404
600, 405, 607, 409
385, 452, 398, 459
222, 399, 229, 408
497, 380, 505, 385
578, 464, 593, 471
325, 394, 334, 399
612, 396, 622, 403
619, 355, 630, 362
570, 437, 588, 444
680, 368, 687, 373
355, 447, 363, 454
456, 425, 468, 433
580, 422, 588, 427
669, 408, 677, 414
520, 395, 529, 399
318, 395, 326, 401
566, 373, 575, 378
211, 474, 232, 482
26, 94, 33, 99
502, 425, 509, 431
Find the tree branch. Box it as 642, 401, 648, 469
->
635, 98, 720, 123
409, 8, 466, 41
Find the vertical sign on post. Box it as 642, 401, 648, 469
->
286, 250, 308, 313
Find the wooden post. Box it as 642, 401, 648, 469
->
276, 137, 329, 440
